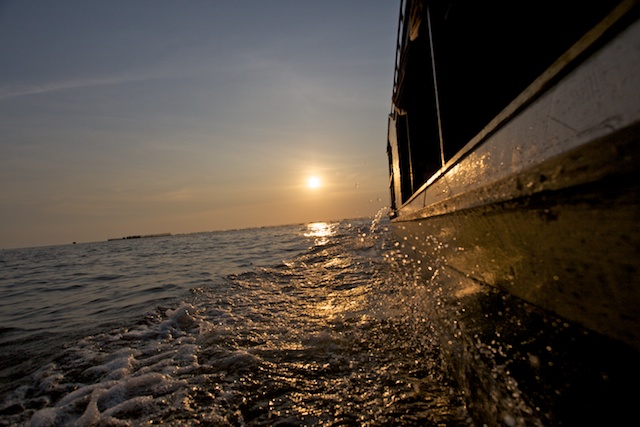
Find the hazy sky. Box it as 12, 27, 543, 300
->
0, 1, 399, 248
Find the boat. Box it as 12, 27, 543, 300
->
386, 0, 640, 424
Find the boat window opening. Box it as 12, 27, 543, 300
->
389, 0, 621, 203
396, 113, 415, 200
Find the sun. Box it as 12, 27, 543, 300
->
307, 176, 321, 189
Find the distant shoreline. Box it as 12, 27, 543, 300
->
107, 233, 171, 242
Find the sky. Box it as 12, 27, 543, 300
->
0, 1, 399, 249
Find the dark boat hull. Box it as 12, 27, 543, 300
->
394, 122, 640, 351
387, 0, 640, 424
389, 0, 640, 351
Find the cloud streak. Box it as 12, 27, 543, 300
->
0, 72, 164, 101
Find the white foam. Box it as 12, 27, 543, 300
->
102, 395, 154, 419
29, 407, 62, 427
22, 302, 215, 426
56, 382, 115, 407
73, 388, 103, 427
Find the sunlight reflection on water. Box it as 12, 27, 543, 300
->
303, 222, 337, 245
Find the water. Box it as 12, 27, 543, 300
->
0, 217, 472, 426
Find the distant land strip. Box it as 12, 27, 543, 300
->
107, 233, 171, 241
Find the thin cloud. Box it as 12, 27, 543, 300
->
0, 72, 166, 101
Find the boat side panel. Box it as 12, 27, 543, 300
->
393, 155, 640, 351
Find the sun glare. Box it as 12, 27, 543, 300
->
307, 176, 321, 189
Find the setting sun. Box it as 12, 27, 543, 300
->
307, 176, 321, 189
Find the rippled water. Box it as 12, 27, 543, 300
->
1, 226, 312, 335
0, 218, 472, 426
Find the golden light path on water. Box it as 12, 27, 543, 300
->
303, 222, 336, 246
303, 221, 364, 319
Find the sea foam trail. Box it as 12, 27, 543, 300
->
0, 219, 472, 426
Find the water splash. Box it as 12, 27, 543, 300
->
388, 220, 640, 425
369, 206, 391, 235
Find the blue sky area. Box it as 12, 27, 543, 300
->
0, 1, 399, 248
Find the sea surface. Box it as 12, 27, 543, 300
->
0, 216, 472, 426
